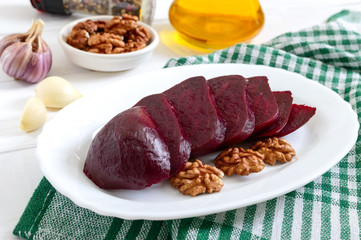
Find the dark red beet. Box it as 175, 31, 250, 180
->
208, 75, 255, 146
164, 76, 226, 157
83, 106, 171, 190
276, 104, 316, 137
135, 93, 191, 176
247, 76, 279, 134
253, 91, 293, 138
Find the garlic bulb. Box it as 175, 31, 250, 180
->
0, 19, 52, 83
35, 76, 82, 108
20, 97, 47, 132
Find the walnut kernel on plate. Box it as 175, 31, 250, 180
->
170, 160, 224, 197
251, 137, 296, 165
58, 15, 159, 72
215, 147, 265, 176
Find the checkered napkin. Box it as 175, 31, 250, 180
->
14, 10, 361, 239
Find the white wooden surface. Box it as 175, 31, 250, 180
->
1, 0, 361, 239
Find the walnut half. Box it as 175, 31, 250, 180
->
170, 160, 224, 197
251, 137, 296, 165
215, 147, 265, 176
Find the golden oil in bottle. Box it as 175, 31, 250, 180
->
168, 0, 264, 50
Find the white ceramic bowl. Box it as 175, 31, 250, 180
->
58, 15, 159, 72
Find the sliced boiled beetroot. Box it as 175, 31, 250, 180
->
276, 104, 316, 137
164, 76, 226, 157
247, 76, 279, 134
208, 75, 255, 146
134, 93, 191, 176
83, 106, 171, 190
253, 91, 293, 139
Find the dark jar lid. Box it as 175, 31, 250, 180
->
30, 0, 70, 15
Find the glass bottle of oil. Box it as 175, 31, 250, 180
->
169, 0, 264, 50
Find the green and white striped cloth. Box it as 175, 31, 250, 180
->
14, 10, 361, 239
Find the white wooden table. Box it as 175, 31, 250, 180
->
1, 0, 361, 239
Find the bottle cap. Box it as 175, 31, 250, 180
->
30, 0, 69, 15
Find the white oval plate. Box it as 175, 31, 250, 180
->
37, 64, 359, 220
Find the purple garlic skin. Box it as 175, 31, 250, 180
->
0, 19, 52, 83
0, 34, 20, 56
1, 41, 52, 83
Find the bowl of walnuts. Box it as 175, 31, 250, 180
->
58, 14, 159, 72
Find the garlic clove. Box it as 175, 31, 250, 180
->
20, 97, 47, 132
35, 76, 82, 109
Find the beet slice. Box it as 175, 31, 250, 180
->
135, 93, 191, 176
276, 104, 316, 137
164, 76, 226, 157
253, 91, 293, 138
83, 106, 171, 190
208, 75, 255, 146
247, 76, 279, 134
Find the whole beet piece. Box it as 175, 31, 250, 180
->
83, 106, 171, 190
